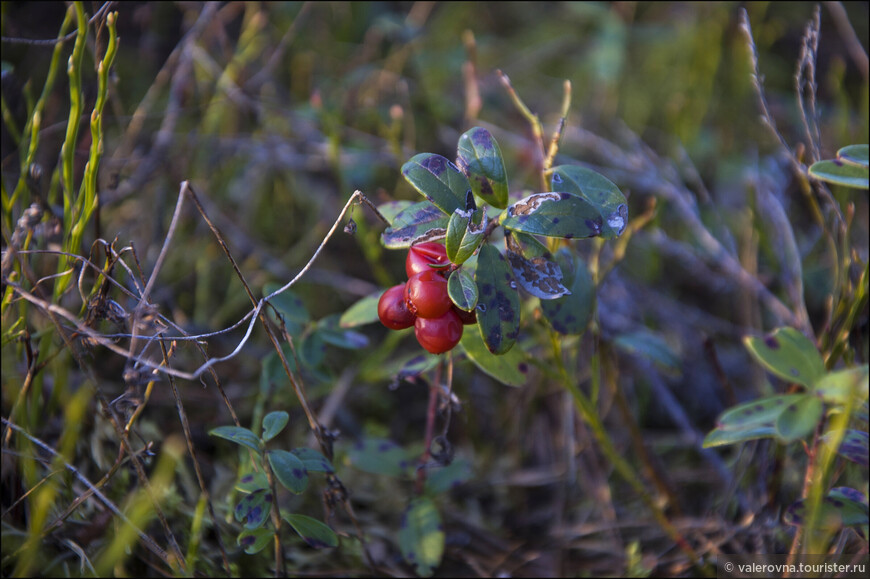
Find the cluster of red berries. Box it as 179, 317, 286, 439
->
377, 242, 476, 354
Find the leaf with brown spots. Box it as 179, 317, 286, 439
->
267, 449, 309, 494
505, 231, 569, 300
398, 498, 444, 577
539, 250, 594, 334
402, 153, 470, 215
744, 327, 825, 389
502, 191, 606, 239
474, 244, 520, 355
381, 201, 449, 249
459, 325, 527, 387
445, 206, 486, 265
549, 165, 628, 239
456, 127, 509, 209
702, 393, 805, 448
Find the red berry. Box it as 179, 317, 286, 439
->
453, 305, 477, 325
406, 270, 452, 319
406, 242, 450, 278
378, 284, 416, 330
415, 309, 463, 354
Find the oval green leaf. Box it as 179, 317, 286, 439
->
282, 513, 339, 549
290, 447, 335, 473
402, 153, 469, 215
399, 498, 445, 577
445, 208, 486, 265
348, 437, 413, 477
382, 201, 449, 249
425, 458, 473, 495
267, 449, 309, 494
785, 488, 869, 530
237, 528, 274, 554
502, 192, 605, 239
702, 394, 805, 448
456, 127, 509, 209
339, 291, 382, 328
775, 394, 823, 443
459, 328, 527, 387
316, 315, 369, 349
813, 365, 869, 406
540, 250, 594, 335
474, 244, 520, 355
808, 159, 869, 189
448, 268, 478, 312
823, 429, 868, 467
837, 144, 869, 168
234, 488, 272, 530
209, 426, 262, 455
378, 200, 417, 224
744, 328, 825, 389
505, 231, 568, 299
262, 411, 289, 442
236, 472, 269, 494
613, 329, 681, 374
550, 165, 629, 238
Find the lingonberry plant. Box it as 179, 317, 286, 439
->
375, 125, 628, 364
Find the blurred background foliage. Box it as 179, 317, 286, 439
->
1, 1, 868, 576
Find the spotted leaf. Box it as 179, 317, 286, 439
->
539, 250, 594, 335
774, 394, 823, 443
402, 153, 469, 216
702, 394, 805, 448
813, 365, 869, 406
290, 447, 335, 473
744, 327, 825, 389
549, 165, 628, 238
823, 429, 869, 467
234, 488, 272, 530
348, 438, 413, 478
262, 411, 289, 442
235, 472, 269, 494
505, 231, 568, 299
237, 528, 274, 554
282, 513, 338, 549
267, 449, 309, 494
474, 244, 520, 355
381, 201, 449, 249
785, 487, 869, 531
456, 127, 508, 209
399, 498, 444, 577
501, 192, 605, 239
459, 326, 527, 387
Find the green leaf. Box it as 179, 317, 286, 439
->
316, 315, 369, 349
823, 429, 869, 466
837, 144, 869, 168
613, 329, 681, 374
237, 528, 274, 554
447, 268, 478, 311
504, 231, 569, 299
282, 513, 339, 549
775, 394, 823, 443
456, 127, 509, 209
425, 458, 473, 495
702, 394, 805, 448
474, 244, 521, 355
209, 426, 262, 454
399, 498, 445, 577
263, 283, 310, 335
459, 327, 527, 387
813, 365, 869, 406
540, 250, 594, 335
502, 191, 605, 239
340, 291, 382, 328
378, 200, 417, 224
808, 159, 869, 189
348, 438, 413, 477
290, 447, 335, 473
397, 354, 442, 381
381, 201, 449, 249
744, 327, 825, 389
235, 472, 270, 494
402, 153, 470, 215
445, 207, 487, 265
234, 488, 272, 530
267, 449, 309, 494
550, 165, 629, 238
262, 411, 289, 442
785, 488, 869, 530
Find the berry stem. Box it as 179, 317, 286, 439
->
415, 359, 442, 495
